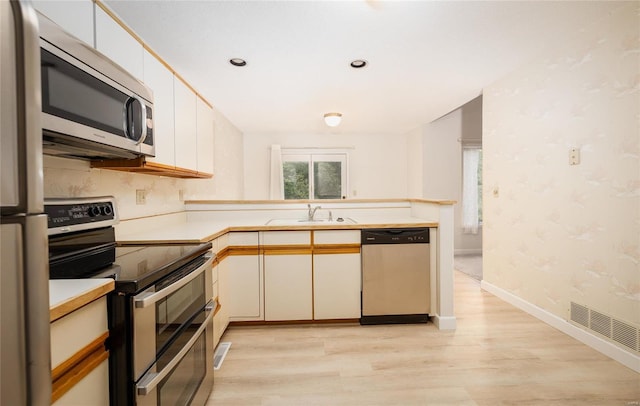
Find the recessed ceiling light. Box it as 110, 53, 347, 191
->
350, 59, 367, 68
229, 58, 247, 67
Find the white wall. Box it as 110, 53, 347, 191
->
422, 97, 483, 254
406, 126, 423, 198
184, 107, 244, 200
243, 132, 408, 200
43, 108, 244, 220
483, 1, 639, 327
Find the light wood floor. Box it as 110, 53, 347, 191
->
207, 271, 640, 405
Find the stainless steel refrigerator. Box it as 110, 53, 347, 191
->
1, 0, 51, 404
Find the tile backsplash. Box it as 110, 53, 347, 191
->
43, 156, 186, 220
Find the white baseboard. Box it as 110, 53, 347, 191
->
433, 315, 457, 330
454, 248, 482, 256
481, 280, 640, 373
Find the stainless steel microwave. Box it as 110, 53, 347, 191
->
37, 12, 154, 160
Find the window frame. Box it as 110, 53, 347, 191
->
281, 149, 349, 200
462, 145, 483, 231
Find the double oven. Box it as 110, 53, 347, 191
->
46, 197, 215, 405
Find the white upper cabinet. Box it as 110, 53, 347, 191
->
32, 0, 94, 46
196, 98, 214, 175
39, 1, 215, 177
174, 79, 198, 172
142, 51, 175, 166
94, 7, 143, 80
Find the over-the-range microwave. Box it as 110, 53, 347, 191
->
37, 12, 155, 160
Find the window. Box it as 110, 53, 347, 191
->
282, 152, 347, 200
462, 147, 482, 233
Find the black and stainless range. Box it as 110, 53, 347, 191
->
46, 196, 215, 406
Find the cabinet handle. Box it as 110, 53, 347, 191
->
134, 255, 213, 308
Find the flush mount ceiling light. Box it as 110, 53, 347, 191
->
323, 112, 342, 127
229, 58, 247, 67
350, 59, 367, 68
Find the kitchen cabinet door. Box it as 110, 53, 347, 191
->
214, 256, 228, 347
313, 253, 361, 319
174, 78, 198, 172
262, 230, 312, 321
196, 97, 214, 175
264, 255, 312, 321
143, 51, 175, 167
94, 7, 143, 80
32, 0, 94, 46
313, 230, 361, 320
51, 296, 109, 404
226, 255, 262, 321
52, 359, 109, 406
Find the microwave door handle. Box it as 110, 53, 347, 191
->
134, 255, 213, 309
136, 301, 216, 396
124, 96, 148, 145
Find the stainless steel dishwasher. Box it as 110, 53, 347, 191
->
360, 228, 430, 325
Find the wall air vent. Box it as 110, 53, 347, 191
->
570, 302, 589, 328
570, 301, 639, 353
612, 319, 639, 352
590, 310, 612, 338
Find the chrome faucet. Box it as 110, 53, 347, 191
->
307, 204, 321, 221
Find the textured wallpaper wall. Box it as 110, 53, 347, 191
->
483, 2, 639, 326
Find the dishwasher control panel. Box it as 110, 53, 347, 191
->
361, 228, 430, 244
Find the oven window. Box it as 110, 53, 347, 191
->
155, 270, 205, 352
157, 327, 207, 405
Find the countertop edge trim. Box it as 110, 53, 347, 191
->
50, 280, 115, 322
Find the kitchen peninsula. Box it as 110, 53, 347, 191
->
115, 199, 456, 340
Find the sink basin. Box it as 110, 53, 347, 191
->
266, 217, 357, 226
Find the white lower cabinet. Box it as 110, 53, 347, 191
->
264, 254, 313, 321
50, 295, 110, 405
261, 231, 312, 321
215, 255, 230, 345
216, 229, 361, 327
52, 359, 109, 406
226, 255, 263, 321
222, 232, 263, 322
313, 253, 361, 319
313, 230, 362, 320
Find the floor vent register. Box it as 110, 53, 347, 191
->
214, 342, 232, 370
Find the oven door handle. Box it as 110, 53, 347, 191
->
134, 254, 213, 309
136, 300, 216, 396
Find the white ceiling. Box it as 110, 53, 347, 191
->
105, 0, 621, 136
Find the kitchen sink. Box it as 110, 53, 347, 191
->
266, 217, 357, 225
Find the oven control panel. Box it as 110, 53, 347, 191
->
44, 197, 118, 234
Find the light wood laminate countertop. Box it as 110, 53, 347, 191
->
117, 216, 438, 245
49, 279, 114, 322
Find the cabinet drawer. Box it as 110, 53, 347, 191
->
261, 231, 310, 246
314, 230, 361, 245
50, 297, 108, 370
226, 231, 259, 246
